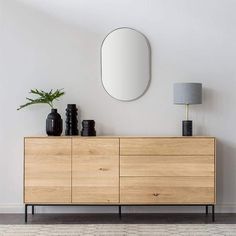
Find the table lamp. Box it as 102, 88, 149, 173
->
174, 83, 202, 136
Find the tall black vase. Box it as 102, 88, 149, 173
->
65, 104, 79, 135
46, 109, 63, 136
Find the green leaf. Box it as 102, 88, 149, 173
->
17, 88, 65, 110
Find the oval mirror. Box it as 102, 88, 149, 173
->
101, 28, 151, 101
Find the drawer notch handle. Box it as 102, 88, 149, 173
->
153, 193, 159, 197
99, 168, 109, 171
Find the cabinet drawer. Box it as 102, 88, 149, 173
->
120, 138, 215, 155
120, 155, 215, 176
72, 138, 119, 203
73, 138, 119, 155
120, 177, 215, 204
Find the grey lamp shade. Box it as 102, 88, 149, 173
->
174, 83, 202, 105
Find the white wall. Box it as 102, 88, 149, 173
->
1, 0, 236, 213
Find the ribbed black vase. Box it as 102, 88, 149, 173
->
81, 120, 96, 136
65, 104, 79, 136
46, 109, 63, 136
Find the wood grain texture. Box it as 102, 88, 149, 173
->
120, 138, 215, 156
120, 176, 215, 204
120, 155, 215, 177
214, 138, 217, 203
24, 138, 72, 203
72, 138, 119, 203
24, 136, 216, 205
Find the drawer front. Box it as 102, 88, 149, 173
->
120, 177, 215, 204
120, 155, 215, 176
72, 138, 119, 203
24, 138, 72, 203
120, 138, 215, 156
73, 138, 119, 155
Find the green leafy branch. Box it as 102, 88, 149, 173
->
17, 89, 65, 110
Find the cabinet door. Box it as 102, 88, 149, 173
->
24, 138, 71, 203
72, 138, 119, 203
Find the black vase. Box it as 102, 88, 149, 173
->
65, 104, 79, 136
81, 120, 96, 136
46, 109, 63, 136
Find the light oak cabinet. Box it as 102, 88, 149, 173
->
24, 136, 216, 209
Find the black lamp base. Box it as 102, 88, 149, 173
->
182, 120, 192, 136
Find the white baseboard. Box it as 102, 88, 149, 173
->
0, 204, 236, 214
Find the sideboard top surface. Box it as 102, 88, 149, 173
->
24, 136, 215, 139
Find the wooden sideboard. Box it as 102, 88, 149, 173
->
24, 136, 216, 222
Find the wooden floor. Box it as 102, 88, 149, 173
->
0, 214, 235, 224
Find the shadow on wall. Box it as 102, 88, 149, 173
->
216, 139, 236, 207
194, 86, 228, 136
194, 85, 236, 210
203, 86, 236, 209
193, 87, 215, 135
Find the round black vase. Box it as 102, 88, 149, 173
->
46, 109, 63, 136
81, 120, 96, 136
182, 120, 192, 136
65, 104, 79, 135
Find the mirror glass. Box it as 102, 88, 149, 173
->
101, 28, 151, 101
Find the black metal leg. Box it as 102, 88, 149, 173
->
23, 204, 214, 223
119, 206, 121, 219
212, 205, 215, 222
25, 205, 28, 223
